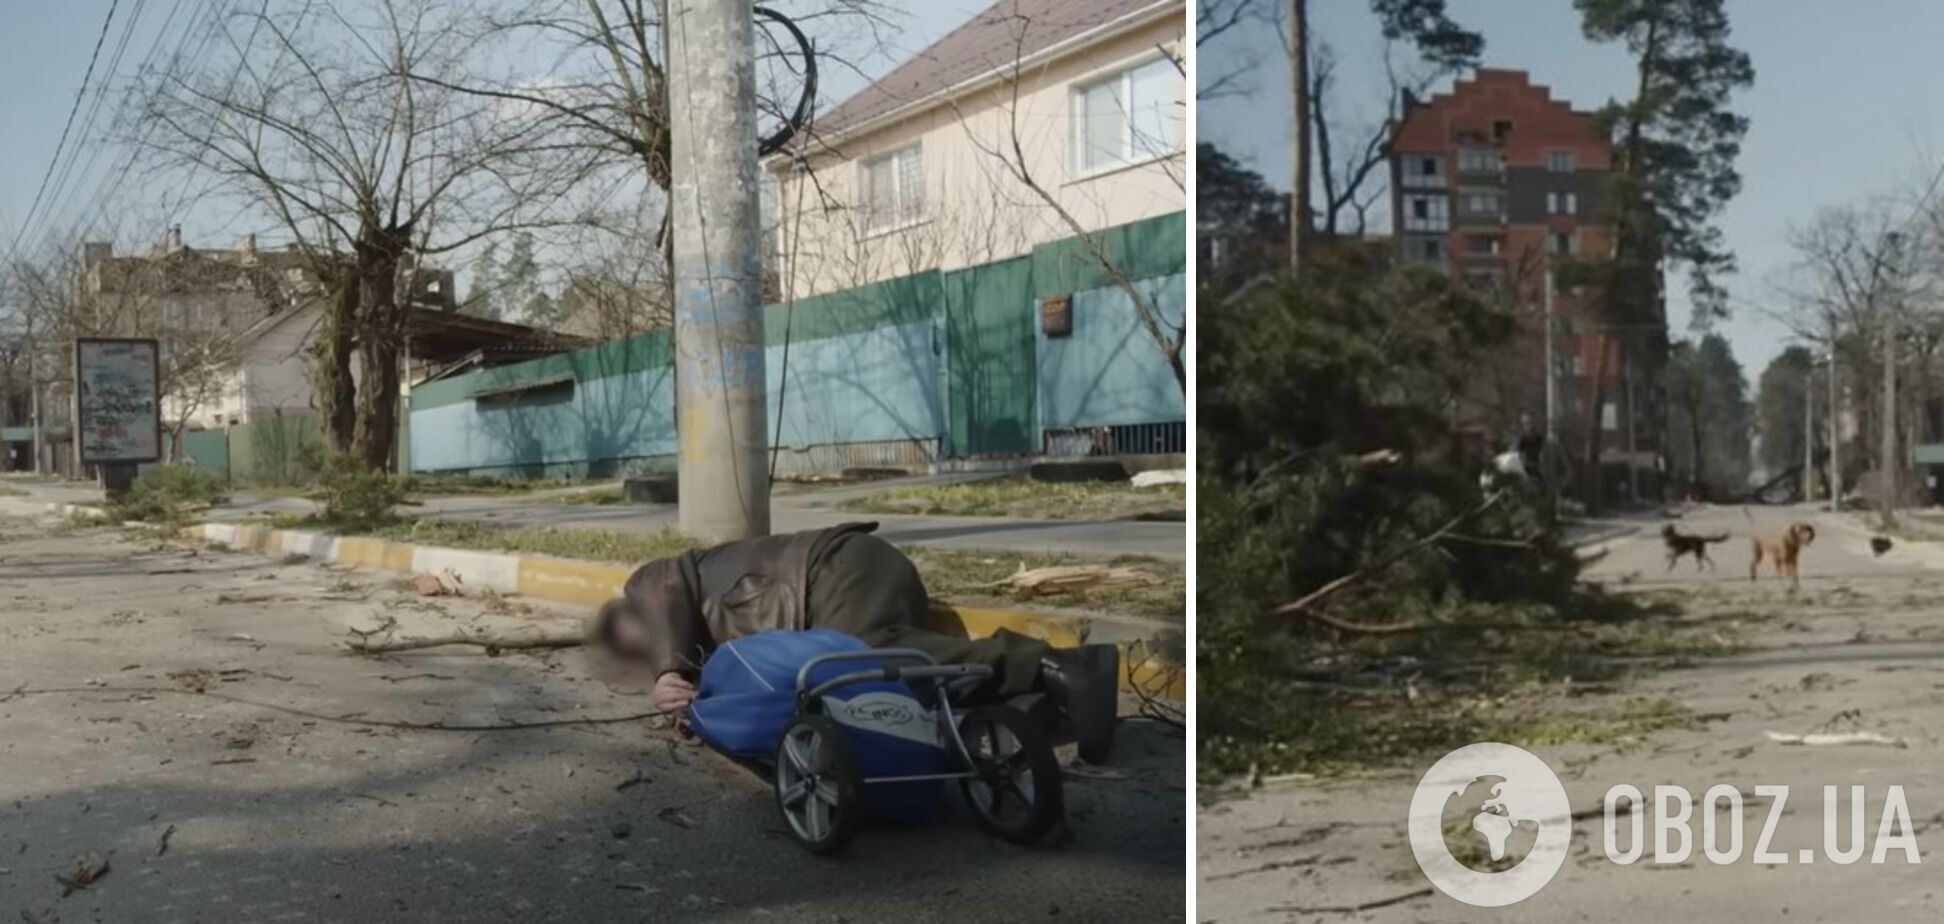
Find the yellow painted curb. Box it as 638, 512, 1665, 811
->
925, 601, 1184, 700
176, 522, 1185, 701
925, 602, 1084, 648
518, 557, 632, 608
337, 537, 412, 571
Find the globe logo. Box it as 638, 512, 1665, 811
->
1408, 743, 1571, 906
1443, 775, 1540, 871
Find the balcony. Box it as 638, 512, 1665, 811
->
1398, 154, 1447, 190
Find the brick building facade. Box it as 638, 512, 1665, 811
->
1389, 69, 1660, 501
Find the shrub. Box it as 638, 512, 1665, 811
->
316, 454, 409, 530
107, 464, 230, 524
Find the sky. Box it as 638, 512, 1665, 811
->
0, 0, 992, 280
1199, 0, 1944, 386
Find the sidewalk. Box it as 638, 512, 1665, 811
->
10, 474, 1186, 562
0, 484, 1184, 699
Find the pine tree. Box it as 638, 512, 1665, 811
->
1572, 0, 1754, 508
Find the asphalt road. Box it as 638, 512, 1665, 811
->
1198, 504, 1944, 923
0, 515, 1185, 922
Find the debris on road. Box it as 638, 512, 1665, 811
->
615, 769, 652, 791
406, 571, 465, 597
990, 563, 1158, 596
168, 669, 211, 693
345, 626, 583, 655
1763, 729, 1906, 747
54, 853, 110, 897
1129, 469, 1186, 488
656, 806, 699, 830
155, 825, 176, 858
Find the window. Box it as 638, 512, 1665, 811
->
1411, 236, 1447, 261
1458, 189, 1502, 217
1550, 231, 1578, 256
1403, 194, 1449, 232
1546, 191, 1579, 216
1457, 148, 1502, 173
1546, 150, 1575, 173
862, 144, 924, 232
1073, 56, 1177, 174
1493, 119, 1514, 142
1402, 154, 1444, 188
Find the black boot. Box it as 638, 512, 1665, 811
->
1039, 644, 1119, 764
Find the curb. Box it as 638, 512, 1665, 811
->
181, 520, 1185, 701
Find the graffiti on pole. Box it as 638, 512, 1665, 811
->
75, 338, 162, 464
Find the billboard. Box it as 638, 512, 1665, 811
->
75, 337, 162, 464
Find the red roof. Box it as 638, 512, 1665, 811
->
806, 0, 1173, 143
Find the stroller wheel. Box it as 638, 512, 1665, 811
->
774, 714, 861, 855
956, 704, 1063, 844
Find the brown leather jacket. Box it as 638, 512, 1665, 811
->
618, 522, 880, 677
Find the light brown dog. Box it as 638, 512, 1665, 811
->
1750, 522, 1817, 587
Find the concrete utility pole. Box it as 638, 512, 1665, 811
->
1881, 302, 1899, 530
1287, 0, 1309, 268
1827, 331, 1841, 510
1879, 230, 1904, 531
667, 0, 770, 541
1543, 269, 1556, 444
21, 314, 40, 475
1803, 360, 1815, 503
1617, 346, 1632, 505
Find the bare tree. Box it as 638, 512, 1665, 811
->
1196, 0, 1266, 101
4, 233, 263, 468
141, 0, 601, 470
1776, 199, 1934, 478
942, 23, 1188, 393
407, 0, 885, 296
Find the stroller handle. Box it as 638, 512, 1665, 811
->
794, 648, 939, 694
803, 663, 992, 703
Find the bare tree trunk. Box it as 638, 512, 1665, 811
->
352, 227, 409, 470
317, 266, 360, 454
1583, 337, 1610, 513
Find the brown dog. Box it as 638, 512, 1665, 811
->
1750, 522, 1817, 587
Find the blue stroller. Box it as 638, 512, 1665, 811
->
685, 629, 1063, 855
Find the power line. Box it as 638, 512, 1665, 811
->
44, 0, 193, 238
78, 0, 249, 240
3, 0, 124, 267
66, 0, 224, 241
37, 0, 151, 242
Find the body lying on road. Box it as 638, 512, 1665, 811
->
591, 521, 1122, 764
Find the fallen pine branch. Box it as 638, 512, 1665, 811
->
1270, 886, 1432, 916
346, 631, 585, 654
1271, 492, 1506, 628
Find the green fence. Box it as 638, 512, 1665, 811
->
182, 429, 229, 474
227, 414, 324, 486
402, 211, 1187, 476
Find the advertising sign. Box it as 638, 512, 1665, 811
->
74, 337, 162, 464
